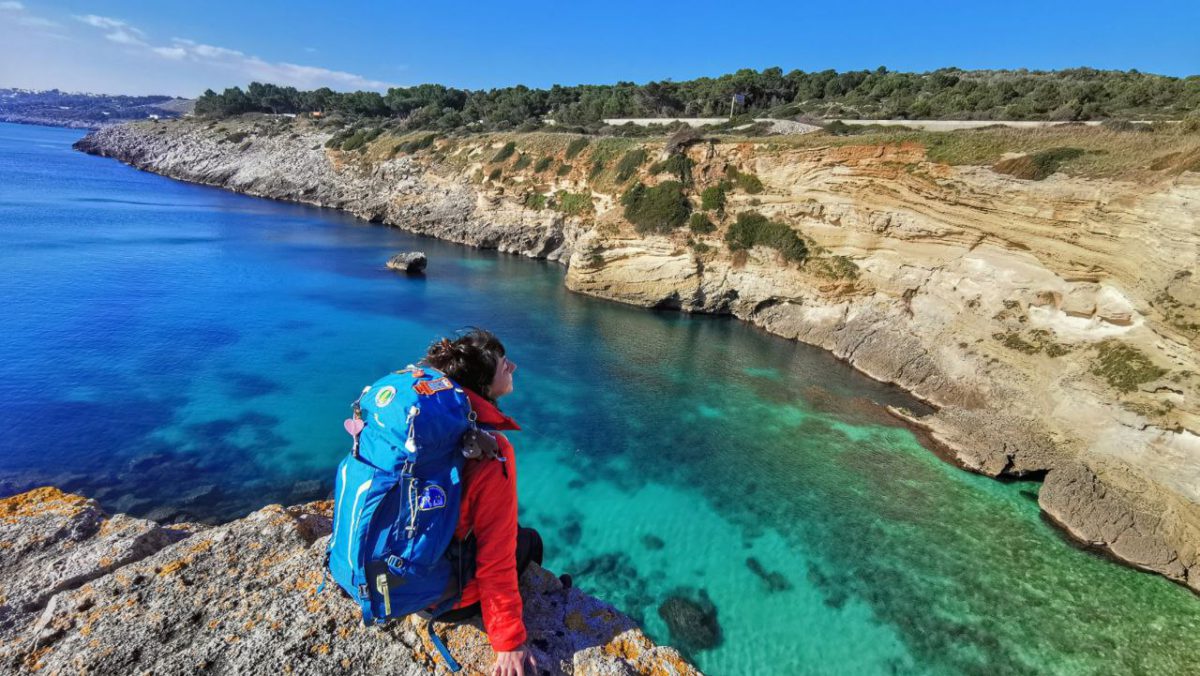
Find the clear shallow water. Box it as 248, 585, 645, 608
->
2, 122, 1198, 674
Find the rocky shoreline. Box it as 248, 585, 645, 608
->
73, 118, 1200, 595
0, 487, 698, 675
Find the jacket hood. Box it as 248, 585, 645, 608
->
464, 387, 521, 431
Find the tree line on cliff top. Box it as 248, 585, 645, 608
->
193, 67, 1200, 131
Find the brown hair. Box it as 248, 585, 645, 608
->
423, 328, 507, 401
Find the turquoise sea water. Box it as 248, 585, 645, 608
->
2, 122, 1198, 674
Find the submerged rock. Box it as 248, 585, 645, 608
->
0, 487, 698, 675
657, 589, 722, 655
386, 251, 427, 274
641, 534, 666, 550
745, 557, 792, 593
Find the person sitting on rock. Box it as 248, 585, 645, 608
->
424, 329, 545, 676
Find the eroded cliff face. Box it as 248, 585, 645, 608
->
75, 118, 1200, 594
0, 488, 697, 675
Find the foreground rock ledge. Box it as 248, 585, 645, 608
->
0, 488, 699, 675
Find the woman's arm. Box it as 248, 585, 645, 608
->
469, 436, 526, 652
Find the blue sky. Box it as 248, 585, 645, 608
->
1, 0, 1197, 96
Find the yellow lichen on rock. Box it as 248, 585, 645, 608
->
0, 486, 91, 521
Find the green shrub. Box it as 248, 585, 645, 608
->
565, 137, 589, 159
724, 211, 807, 262
700, 185, 726, 213
491, 141, 517, 163
615, 149, 648, 181
652, 154, 694, 185
555, 191, 593, 216
993, 331, 1040, 354
488, 168, 502, 181
589, 159, 606, 179
556, 163, 573, 177
688, 213, 716, 234
726, 165, 764, 193
397, 134, 437, 154
513, 154, 532, 170
534, 156, 553, 173
734, 172, 763, 194
1091, 340, 1166, 393
1046, 343, 1073, 358
225, 131, 249, 144
341, 130, 369, 151
524, 192, 547, 210
325, 130, 348, 148
620, 181, 690, 234
993, 147, 1086, 180
810, 255, 859, 280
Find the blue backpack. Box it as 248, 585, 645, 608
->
326, 365, 482, 671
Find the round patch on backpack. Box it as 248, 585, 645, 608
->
417, 485, 446, 511
374, 385, 397, 408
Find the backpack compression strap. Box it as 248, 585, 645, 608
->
425, 613, 463, 673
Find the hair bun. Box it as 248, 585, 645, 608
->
422, 329, 506, 401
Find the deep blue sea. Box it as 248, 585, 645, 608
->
2, 122, 1199, 674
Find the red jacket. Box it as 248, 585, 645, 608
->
452, 388, 525, 652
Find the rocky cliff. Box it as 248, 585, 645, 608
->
75, 117, 1200, 595
0, 488, 697, 675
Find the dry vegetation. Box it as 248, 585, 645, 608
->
761, 124, 1200, 180
225, 111, 1200, 184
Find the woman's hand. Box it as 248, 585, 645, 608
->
492, 644, 537, 676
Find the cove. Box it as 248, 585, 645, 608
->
1, 122, 1198, 675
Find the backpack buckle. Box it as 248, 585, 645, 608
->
385, 555, 405, 572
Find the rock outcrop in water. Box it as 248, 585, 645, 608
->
73, 118, 1200, 596
387, 251, 428, 273
0, 488, 697, 675
656, 590, 722, 657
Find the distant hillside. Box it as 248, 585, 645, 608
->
192, 68, 1200, 134
0, 89, 193, 129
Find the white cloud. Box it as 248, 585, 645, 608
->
105, 29, 144, 45
190, 42, 244, 60
153, 37, 392, 90
0, 1, 61, 35
241, 58, 392, 90
18, 11, 393, 93
18, 15, 57, 27
74, 14, 147, 46
152, 46, 187, 59
74, 14, 139, 32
